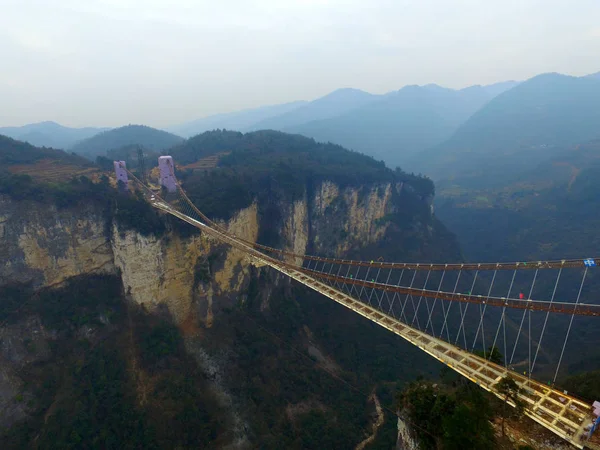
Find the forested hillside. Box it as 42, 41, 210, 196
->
71, 125, 184, 159
436, 139, 600, 263
1, 130, 463, 449
0, 135, 99, 184
0, 135, 87, 166
0, 275, 229, 449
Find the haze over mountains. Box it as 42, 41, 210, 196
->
168, 101, 307, 138
0, 122, 107, 150
285, 82, 518, 168
166, 80, 520, 168
2, 71, 599, 179
413, 73, 600, 185
249, 88, 380, 131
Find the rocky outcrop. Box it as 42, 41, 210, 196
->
396, 414, 420, 450
1, 179, 407, 324
312, 182, 395, 255
0, 195, 114, 288
0, 176, 449, 446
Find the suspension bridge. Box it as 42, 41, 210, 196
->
119, 159, 600, 449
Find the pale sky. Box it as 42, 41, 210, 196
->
1, 0, 599, 128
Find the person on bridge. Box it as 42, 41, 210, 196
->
519, 292, 525, 300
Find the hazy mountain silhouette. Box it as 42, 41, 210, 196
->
479, 80, 520, 97
168, 101, 306, 138
250, 88, 379, 131
411, 73, 600, 184
165, 81, 518, 163
586, 71, 600, 80
285, 84, 503, 168
0, 122, 108, 150
71, 125, 184, 159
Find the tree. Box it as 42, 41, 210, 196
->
495, 376, 525, 437
96, 155, 113, 170
443, 403, 495, 449
474, 346, 503, 365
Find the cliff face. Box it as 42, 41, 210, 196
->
396, 415, 421, 450
0, 178, 457, 447
1, 180, 415, 325
0, 195, 114, 288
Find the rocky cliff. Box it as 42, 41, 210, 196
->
0, 173, 458, 448
1, 178, 436, 325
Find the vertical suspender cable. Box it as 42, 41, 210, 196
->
400, 270, 418, 325
455, 269, 479, 348
411, 271, 431, 330
553, 267, 588, 384
440, 269, 462, 342
425, 270, 446, 335
378, 268, 394, 310
357, 267, 372, 301
386, 269, 405, 318
472, 269, 497, 353
367, 267, 382, 307
490, 270, 516, 363
510, 269, 538, 366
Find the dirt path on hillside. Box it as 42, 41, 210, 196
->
356, 389, 385, 450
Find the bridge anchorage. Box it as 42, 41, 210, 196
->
119, 159, 600, 449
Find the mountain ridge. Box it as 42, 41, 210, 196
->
70, 125, 184, 159
0, 121, 109, 150
284, 83, 503, 168
168, 101, 307, 138
410, 72, 600, 183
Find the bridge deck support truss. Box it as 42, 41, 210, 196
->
151, 198, 598, 450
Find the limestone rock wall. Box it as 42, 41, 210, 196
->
0, 179, 407, 325
311, 181, 396, 255
0, 195, 114, 288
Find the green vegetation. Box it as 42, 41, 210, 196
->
0, 171, 165, 237
174, 130, 434, 221
104, 144, 161, 170
70, 125, 184, 159
0, 129, 464, 449
562, 370, 600, 402
0, 134, 88, 165
495, 376, 525, 437
474, 346, 503, 364
194, 265, 447, 449
435, 139, 600, 370
397, 375, 496, 449
0, 275, 227, 449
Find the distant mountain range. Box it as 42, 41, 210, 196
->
249, 88, 380, 131
3, 71, 599, 175
284, 82, 518, 168
1, 79, 519, 165
164, 81, 518, 168
0, 121, 108, 150
411, 72, 600, 185
167, 101, 307, 138
70, 125, 184, 160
